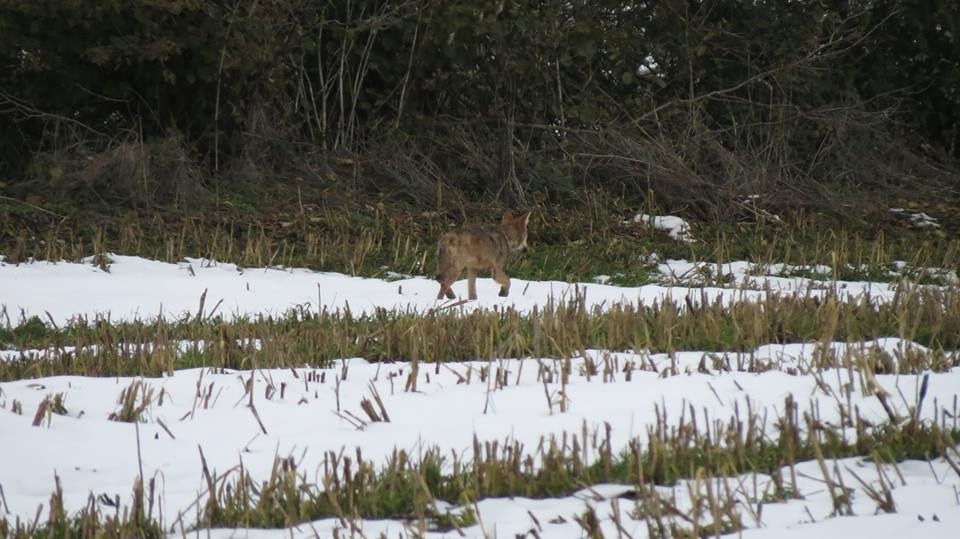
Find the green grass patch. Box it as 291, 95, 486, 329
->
5, 402, 957, 537
3, 285, 959, 380
2, 193, 957, 289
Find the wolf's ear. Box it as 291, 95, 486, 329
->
502, 210, 515, 222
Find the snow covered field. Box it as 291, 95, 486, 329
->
1, 253, 959, 538
0, 254, 902, 326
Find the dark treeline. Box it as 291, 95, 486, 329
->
1, 0, 958, 216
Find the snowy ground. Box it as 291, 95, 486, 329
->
1, 254, 959, 538
0, 255, 902, 327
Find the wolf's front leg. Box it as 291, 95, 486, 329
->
491, 266, 510, 297
436, 267, 460, 300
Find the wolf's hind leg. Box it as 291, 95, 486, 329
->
467, 268, 478, 300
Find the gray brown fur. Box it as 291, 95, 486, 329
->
435, 211, 531, 300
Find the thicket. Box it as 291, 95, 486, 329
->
1, 0, 958, 218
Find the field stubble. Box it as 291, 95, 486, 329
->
2, 203, 960, 537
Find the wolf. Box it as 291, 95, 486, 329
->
435, 210, 531, 300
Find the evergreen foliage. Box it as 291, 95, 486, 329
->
1, 1, 957, 212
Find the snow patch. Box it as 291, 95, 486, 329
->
625, 213, 695, 242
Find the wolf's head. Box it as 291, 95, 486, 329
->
500, 210, 531, 252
